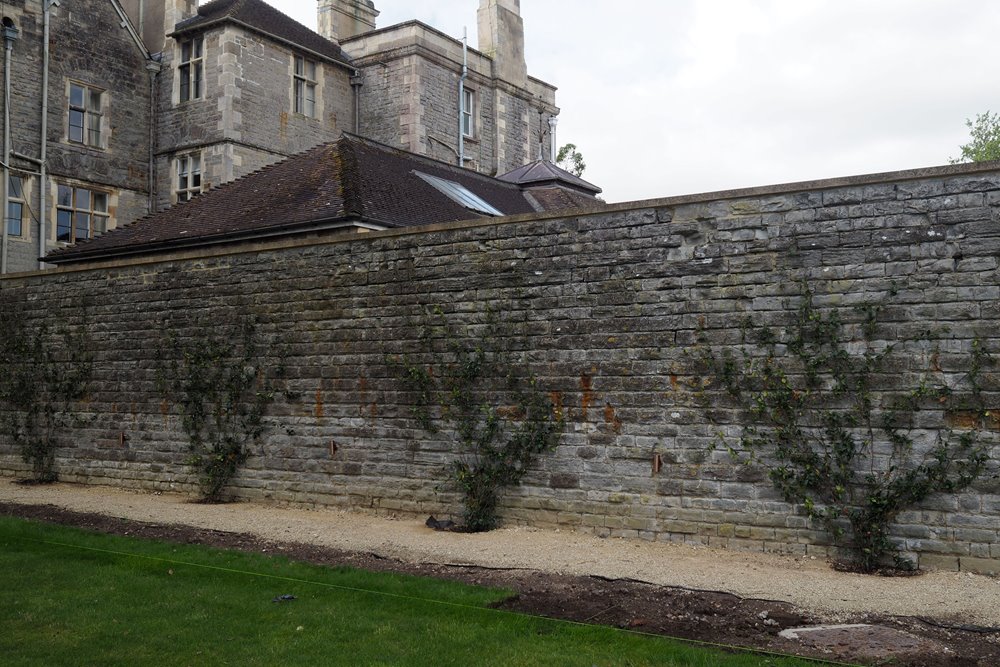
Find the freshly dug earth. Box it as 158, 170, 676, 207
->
2, 481, 999, 666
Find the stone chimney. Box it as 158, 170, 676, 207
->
318, 0, 379, 43
477, 0, 527, 88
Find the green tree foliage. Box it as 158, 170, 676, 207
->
692, 285, 993, 572
157, 318, 276, 502
951, 111, 1000, 163
394, 305, 564, 531
0, 308, 93, 483
556, 143, 586, 177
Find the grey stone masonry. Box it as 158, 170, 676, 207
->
155, 22, 354, 209
1, 0, 153, 273
3, 161, 1000, 573
344, 21, 556, 176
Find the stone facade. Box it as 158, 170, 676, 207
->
0, 0, 153, 273
0, 0, 559, 274
2, 161, 1000, 573
343, 18, 557, 176
154, 20, 353, 209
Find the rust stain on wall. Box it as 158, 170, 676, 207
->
580, 374, 593, 420
549, 390, 564, 421
314, 388, 324, 419
603, 403, 622, 433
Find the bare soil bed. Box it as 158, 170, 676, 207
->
2, 480, 999, 666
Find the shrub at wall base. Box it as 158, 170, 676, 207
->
691, 284, 994, 572
156, 318, 277, 502
394, 305, 564, 531
0, 308, 93, 483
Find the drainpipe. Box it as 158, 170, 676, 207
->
457, 27, 467, 167
146, 59, 161, 213
1, 17, 19, 275
548, 115, 557, 162
38, 1, 55, 269
349, 69, 363, 134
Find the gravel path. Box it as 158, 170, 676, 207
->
4, 478, 999, 627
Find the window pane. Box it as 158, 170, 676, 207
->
305, 88, 315, 118
57, 210, 72, 241
75, 188, 90, 209
7, 202, 22, 236
93, 193, 108, 213
57, 185, 72, 207
306, 60, 316, 80
294, 80, 303, 114
193, 63, 202, 98
191, 155, 201, 172
9, 175, 21, 198
294, 55, 303, 76
93, 215, 108, 235
194, 38, 203, 59
179, 65, 190, 102
89, 90, 101, 111
75, 212, 90, 240
69, 110, 84, 142
70, 84, 84, 108
88, 112, 101, 146
191, 171, 201, 188
181, 41, 191, 63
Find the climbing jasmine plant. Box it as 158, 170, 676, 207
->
0, 308, 93, 483
691, 284, 993, 572
393, 304, 564, 532
157, 317, 277, 502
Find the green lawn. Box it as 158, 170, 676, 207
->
0, 517, 827, 666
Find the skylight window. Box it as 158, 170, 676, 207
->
414, 171, 503, 216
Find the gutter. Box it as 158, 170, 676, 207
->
45, 215, 398, 266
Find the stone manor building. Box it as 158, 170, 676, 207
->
0, 0, 565, 274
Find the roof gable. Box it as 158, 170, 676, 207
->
173, 0, 352, 66
499, 160, 602, 195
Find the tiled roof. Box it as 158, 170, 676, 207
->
499, 160, 603, 195
172, 0, 352, 65
45, 135, 541, 264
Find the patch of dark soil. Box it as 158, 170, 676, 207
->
12, 478, 57, 486
832, 559, 923, 578
3, 501, 998, 667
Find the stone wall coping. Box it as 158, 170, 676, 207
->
4, 158, 999, 282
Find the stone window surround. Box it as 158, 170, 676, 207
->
290, 54, 323, 120
65, 80, 107, 150
51, 180, 114, 244
174, 151, 204, 203
177, 35, 205, 104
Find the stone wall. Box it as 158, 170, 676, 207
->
2, 162, 1000, 572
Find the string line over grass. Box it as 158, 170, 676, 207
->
15, 533, 850, 667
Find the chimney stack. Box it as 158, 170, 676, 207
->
477, 0, 527, 88
318, 0, 379, 43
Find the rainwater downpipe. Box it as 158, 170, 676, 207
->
146, 59, 160, 214
1, 17, 19, 275
350, 69, 362, 134
39, 1, 54, 269
457, 27, 467, 167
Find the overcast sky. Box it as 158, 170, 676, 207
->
269, 1, 1000, 204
